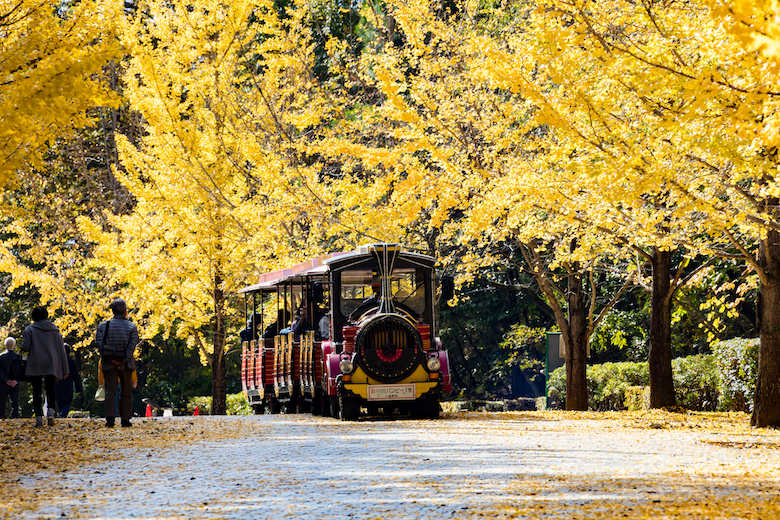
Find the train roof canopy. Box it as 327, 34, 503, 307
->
238, 264, 329, 294
324, 243, 435, 272
238, 244, 435, 294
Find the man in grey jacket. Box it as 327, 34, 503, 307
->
96, 299, 139, 427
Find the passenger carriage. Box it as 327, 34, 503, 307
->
238, 243, 453, 420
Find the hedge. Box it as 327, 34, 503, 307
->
712, 337, 759, 412
188, 392, 253, 415
547, 338, 759, 412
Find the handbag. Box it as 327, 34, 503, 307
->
95, 385, 106, 402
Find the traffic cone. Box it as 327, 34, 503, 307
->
193, 406, 199, 416
145, 404, 152, 417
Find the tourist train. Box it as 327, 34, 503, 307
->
238, 243, 453, 420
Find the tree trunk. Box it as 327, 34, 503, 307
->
212, 348, 226, 415
211, 272, 227, 415
648, 247, 676, 408
565, 268, 589, 411
522, 239, 589, 410
451, 337, 477, 390
752, 229, 780, 427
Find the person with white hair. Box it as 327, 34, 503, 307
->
0, 337, 22, 419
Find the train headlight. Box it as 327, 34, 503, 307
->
339, 359, 354, 374
426, 357, 441, 372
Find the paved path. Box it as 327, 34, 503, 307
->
24, 413, 780, 519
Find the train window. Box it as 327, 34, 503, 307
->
338, 268, 426, 317
391, 268, 426, 315
340, 269, 377, 317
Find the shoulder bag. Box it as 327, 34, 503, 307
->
101, 319, 124, 369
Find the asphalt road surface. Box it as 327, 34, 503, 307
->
22, 412, 780, 519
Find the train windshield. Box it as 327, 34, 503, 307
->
339, 268, 426, 317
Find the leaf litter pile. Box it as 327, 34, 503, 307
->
0, 410, 778, 519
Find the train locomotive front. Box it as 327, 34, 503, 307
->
239, 243, 452, 420
324, 243, 451, 419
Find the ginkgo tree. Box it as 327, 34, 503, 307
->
513, 0, 780, 427
421, 0, 779, 423
0, 0, 123, 338
319, 0, 779, 423
0, 0, 120, 184
79, 0, 304, 414
79, 0, 413, 414
0, 164, 121, 340
308, 0, 626, 409
477, 0, 736, 410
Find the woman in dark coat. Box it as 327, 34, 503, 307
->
21, 306, 69, 427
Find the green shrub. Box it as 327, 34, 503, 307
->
189, 396, 212, 415
671, 354, 719, 411
547, 356, 721, 411
587, 362, 649, 410
546, 366, 567, 409
548, 362, 651, 410
187, 393, 253, 415
712, 338, 759, 412
227, 392, 253, 415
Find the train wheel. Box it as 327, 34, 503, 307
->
339, 395, 360, 421
285, 398, 298, 414
426, 399, 441, 419
298, 394, 311, 413
269, 395, 281, 414
412, 398, 440, 419
329, 395, 339, 418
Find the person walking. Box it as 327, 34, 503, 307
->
0, 337, 22, 419
97, 357, 138, 417
96, 298, 139, 428
21, 307, 69, 427
54, 344, 83, 418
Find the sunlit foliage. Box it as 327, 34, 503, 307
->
0, 0, 121, 184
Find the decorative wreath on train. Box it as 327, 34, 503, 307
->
355, 314, 424, 382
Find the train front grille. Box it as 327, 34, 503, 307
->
355, 314, 423, 382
